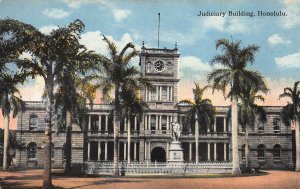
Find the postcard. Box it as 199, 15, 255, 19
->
0, 0, 299, 189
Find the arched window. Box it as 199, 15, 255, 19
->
28, 142, 37, 159
257, 122, 264, 133
167, 63, 173, 73
29, 114, 38, 131
150, 115, 156, 131
51, 143, 55, 159
161, 86, 168, 101
241, 144, 246, 160
146, 62, 151, 72
257, 144, 266, 160
273, 118, 281, 133
151, 87, 157, 101
273, 144, 281, 160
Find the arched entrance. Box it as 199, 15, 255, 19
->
151, 147, 166, 162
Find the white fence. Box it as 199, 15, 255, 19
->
83, 161, 232, 175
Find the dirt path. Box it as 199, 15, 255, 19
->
1, 169, 300, 189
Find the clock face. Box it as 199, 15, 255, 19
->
154, 61, 165, 72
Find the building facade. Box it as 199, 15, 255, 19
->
15, 45, 294, 170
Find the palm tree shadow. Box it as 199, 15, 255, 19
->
68, 178, 145, 189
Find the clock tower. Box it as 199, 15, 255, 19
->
139, 43, 180, 103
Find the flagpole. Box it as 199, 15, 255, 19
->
158, 13, 160, 49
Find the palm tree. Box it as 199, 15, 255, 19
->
0, 22, 32, 170
208, 38, 268, 175
0, 74, 25, 170
279, 81, 300, 171
98, 36, 150, 175
180, 83, 216, 163
53, 28, 99, 174
238, 87, 266, 168
120, 81, 148, 164
0, 18, 90, 188
54, 76, 98, 174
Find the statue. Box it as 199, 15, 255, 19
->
171, 122, 182, 141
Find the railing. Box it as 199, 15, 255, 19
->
83, 161, 232, 175
141, 48, 178, 54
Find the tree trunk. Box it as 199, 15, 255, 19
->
195, 114, 199, 163
43, 75, 54, 189
2, 115, 10, 170
127, 117, 131, 164
64, 111, 72, 175
231, 96, 241, 175
245, 128, 249, 168
295, 117, 300, 171
113, 85, 120, 176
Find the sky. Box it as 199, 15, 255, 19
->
0, 0, 299, 129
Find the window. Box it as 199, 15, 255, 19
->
91, 115, 99, 133
51, 143, 55, 159
27, 142, 37, 159
29, 114, 38, 131
273, 118, 281, 133
257, 144, 266, 160
151, 88, 157, 101
257, 122, 264, 133
150, 115, 156, 131
273, 144, 281, 160
162, 116, 167, 133
62, 143, 67, 160
161, 86, 167, 101
241, 144, 246, 160
146, 62, 151, 72
167, 63, 173, 73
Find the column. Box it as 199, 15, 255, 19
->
167, 116, 169, 131
224, 143, 227, 161
88, 115, 91, 131
87, 141, 90, 160
127, 118, 131, 163
214, 143, 217, 161
148, 88, 151, 101
98, 115, 102, 131
224, 117, 227, 132
134, 142, 137, 161
170, 87, 173, 101
144, 142, 147, 160
167, 143, 169, 160
148, 115, 151, 130
105, 115, 108, 131
134, 116, 137, 131
213, 117, 217, 132
170, 116, 173, 136
124, 117, 127, 131
124, 143, 127, 160
167, 87, 170, 101
148, 142, 151, 160
159, 116, 162, 130
144, 115, 147, 130
104, 142, 108, 160
159, 86, 162, 101
207, 143, 211, 161
98, 142, 101, 160
156, 115, 158, 131
145, 88, 148, 101
156, 86, 158, 101
189, 143, 192, 161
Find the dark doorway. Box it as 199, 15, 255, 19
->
90, 141, 98, 161
217, 143, 224, 161
151, 147, 166, 162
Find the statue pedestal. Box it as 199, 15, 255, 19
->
167, 141, 184, 164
